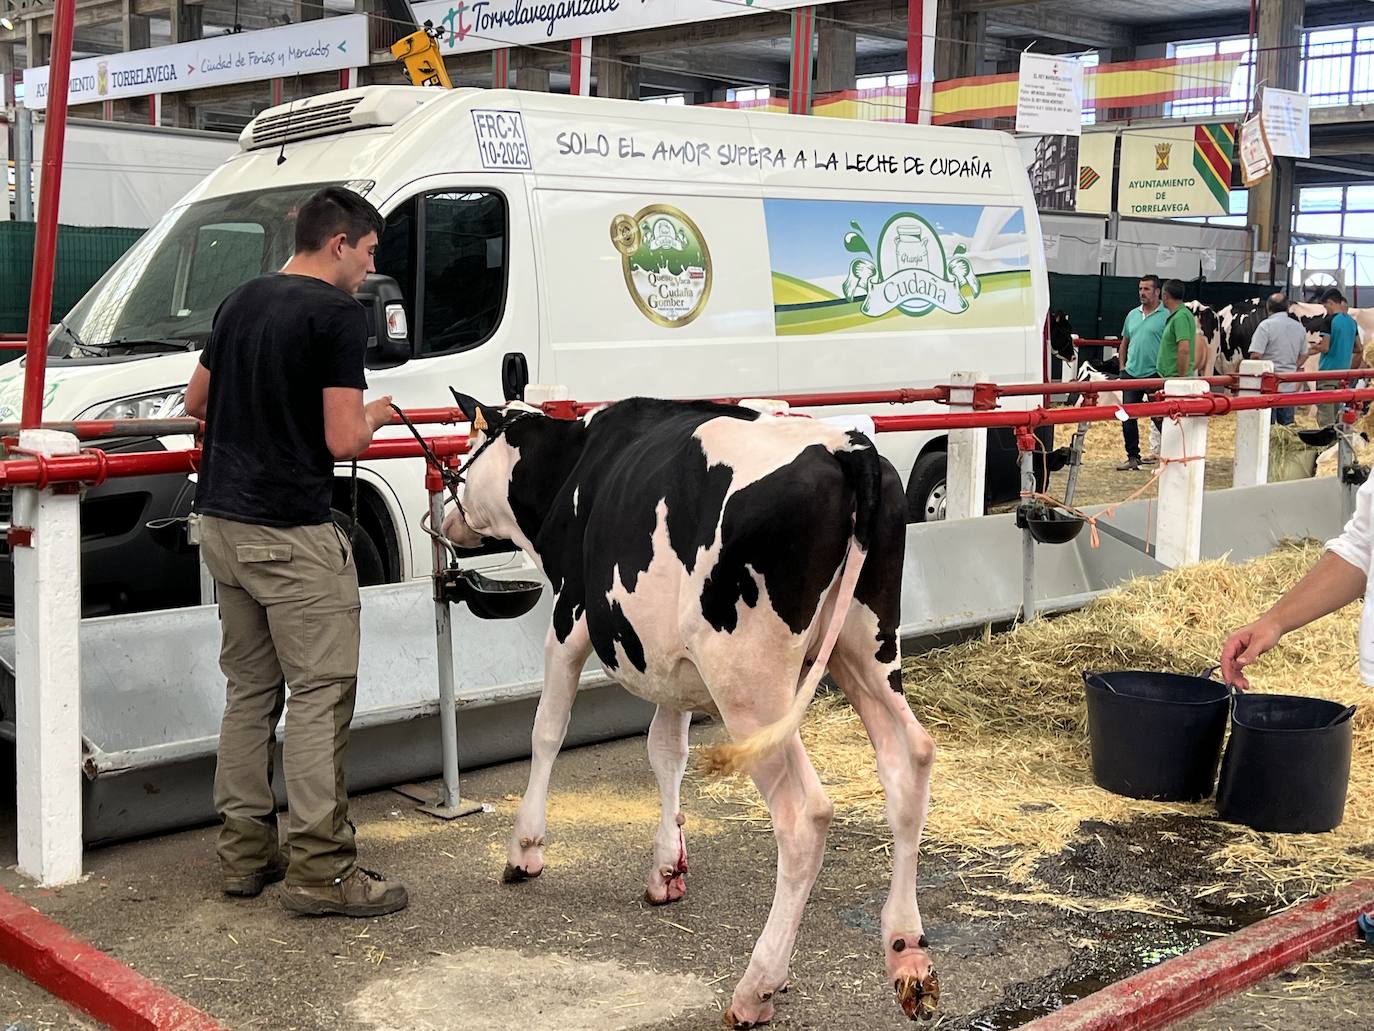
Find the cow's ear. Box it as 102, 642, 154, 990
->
450, 388, 485, 424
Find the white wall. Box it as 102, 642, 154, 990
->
30, 119, 237, 228
1115, 217, 1254, 282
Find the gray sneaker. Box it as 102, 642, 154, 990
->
280, 866, 409, 917
1115, 457, 1141, 471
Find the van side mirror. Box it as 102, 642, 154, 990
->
356, 273, 411, 368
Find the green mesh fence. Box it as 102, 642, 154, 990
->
0, 222, 146, 363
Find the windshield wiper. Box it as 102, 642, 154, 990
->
103, 338, 199, 354
52, 320, 102, 357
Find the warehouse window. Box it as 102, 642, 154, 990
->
726, 86, 771, 104
1168, 24, 1374, 117
1292, 184, 1374, 288
642, 94, 687, 105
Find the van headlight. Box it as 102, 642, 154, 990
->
77, 389, 187, 422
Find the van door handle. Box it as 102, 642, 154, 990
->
501, 352, 530, 402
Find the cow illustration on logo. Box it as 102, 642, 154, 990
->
611, 205, 712, 328
842, 212, 979, 318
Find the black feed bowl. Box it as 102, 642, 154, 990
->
451, 570, 544, 620
1019, 504, 1085, 545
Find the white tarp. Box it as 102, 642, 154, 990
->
31, 121, 237, 228
22, 16, 366, 110
1115, 218, 1253, 282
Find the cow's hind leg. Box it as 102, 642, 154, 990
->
830, 643, 939, 1021
721, 734, 832, 1028
644, 705, 693, 904
505, 621, 592, 883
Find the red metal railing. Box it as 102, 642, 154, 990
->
2, 382, 1370, 490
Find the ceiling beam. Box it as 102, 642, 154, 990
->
983, 6, 1131, 49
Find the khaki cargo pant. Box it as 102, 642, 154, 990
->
199, 515, 361, 885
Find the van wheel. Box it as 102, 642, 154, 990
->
907, 452, 948, 523
331, 507, 386, 587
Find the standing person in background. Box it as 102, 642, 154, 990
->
1155, 279, 1198, 388
1309, 289, 1360, 428
184, 186, 408, 918
1247, 293, 1306, 427
1115, 275, 1168, 472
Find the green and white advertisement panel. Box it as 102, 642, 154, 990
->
763, 200, 1034, 336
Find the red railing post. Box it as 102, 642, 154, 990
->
21, 0, 78, 429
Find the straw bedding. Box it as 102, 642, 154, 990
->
700, 540, 1374, 908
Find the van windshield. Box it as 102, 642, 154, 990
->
52, 182, 334, 357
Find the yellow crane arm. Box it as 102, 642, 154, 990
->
391, 22, 453, 89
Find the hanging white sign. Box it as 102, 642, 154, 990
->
1157, 244, 1178, 268
1098, 238, 1118, 263
1044, 233, 1062, 259
1239, 114, 1272, 185
1015, 52, 1084, 137
1201, 250, 1218, 272
412, 0, 834, 57
22, 15, 367, 110
1260, 88, 1310, 159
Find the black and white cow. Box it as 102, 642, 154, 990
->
441, 396, 939, 1026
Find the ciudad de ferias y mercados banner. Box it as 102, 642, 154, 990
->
22, 15, 368, 110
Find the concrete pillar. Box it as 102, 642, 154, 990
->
170, 1, 204, 44
514, 52, 549, 92
123, 1, 151, 51
946, 371, 988, 521
25, 18, 47, 68
597, 53, 640, 100
1155, 380, 1209, 569
935, 0, 985, 81
815, 7, 855, 96
1, 42, 16, 107
1247, 0, 1303, 287
14, 429, 84, 887
295, 1, 325, 21
1233, 359, 1274, 488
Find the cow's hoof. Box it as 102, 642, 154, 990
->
502, 862, 542, 884
643, 873, 686, 905
722, 1003, 773, 1029
894, 969, 940, 1022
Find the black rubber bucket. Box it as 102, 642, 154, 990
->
1216, 693, 1356, 833
1083, 671, 1232, 802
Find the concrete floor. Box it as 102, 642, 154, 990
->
1, 723, 1371, 1031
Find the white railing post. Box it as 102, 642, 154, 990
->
12, 429, 83, 886
1233, 359, 1273, 489
1156, 380, 1210, 569
946, 371, 988, 521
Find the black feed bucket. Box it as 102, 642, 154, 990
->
1216, 693, 1357, 833
1083, 671, 1231, 802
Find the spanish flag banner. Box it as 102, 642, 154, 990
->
1075, 131, 1118, 215
1117, 123, 1235, 219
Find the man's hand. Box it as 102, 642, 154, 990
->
1220, 616, 1283, 690
364, 395, 395, 433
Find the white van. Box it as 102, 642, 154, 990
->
0, 86, 1051, 615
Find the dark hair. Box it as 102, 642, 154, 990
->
294, 186, 384, 253
1138, 275, 1163, 292
1266, 292, 1290, 314
1321, 288, 1347, 304
1162, 279, 1185, 301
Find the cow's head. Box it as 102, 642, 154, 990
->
441, 392, 539, 550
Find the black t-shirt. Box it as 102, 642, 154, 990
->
195, 273, 368, 527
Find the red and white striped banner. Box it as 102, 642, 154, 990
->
788, 6, 815, 115
906, 0, 935, 124
570, 37, 592, 96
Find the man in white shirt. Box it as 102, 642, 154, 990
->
1247, 293, 1307, 426
1221, 474, 1374, 688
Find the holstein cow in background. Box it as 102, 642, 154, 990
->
441, 396, 939, 1026
1186, 301, 1223, 376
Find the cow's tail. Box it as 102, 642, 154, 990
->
701, 432, 880, 777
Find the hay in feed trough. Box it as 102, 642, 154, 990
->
699, 540, 1374, 906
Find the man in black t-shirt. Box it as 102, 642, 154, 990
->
185, 186, 407, 917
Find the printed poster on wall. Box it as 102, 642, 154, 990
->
1075, 131, 1117, 214
762, 200, 1034, 336
1117, 123, 1235, 219
1261, 87, 1310, 159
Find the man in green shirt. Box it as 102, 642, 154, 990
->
1116, 275, 1168, 471
1157, 279, 1198, 380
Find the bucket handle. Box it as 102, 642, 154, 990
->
1083, 671, 1115, 693
1200, 663, 1243, 694
1327, 705, 1358, 728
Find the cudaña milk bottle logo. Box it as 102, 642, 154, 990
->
842, 212, 979, 318
610, 205, 712, 328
